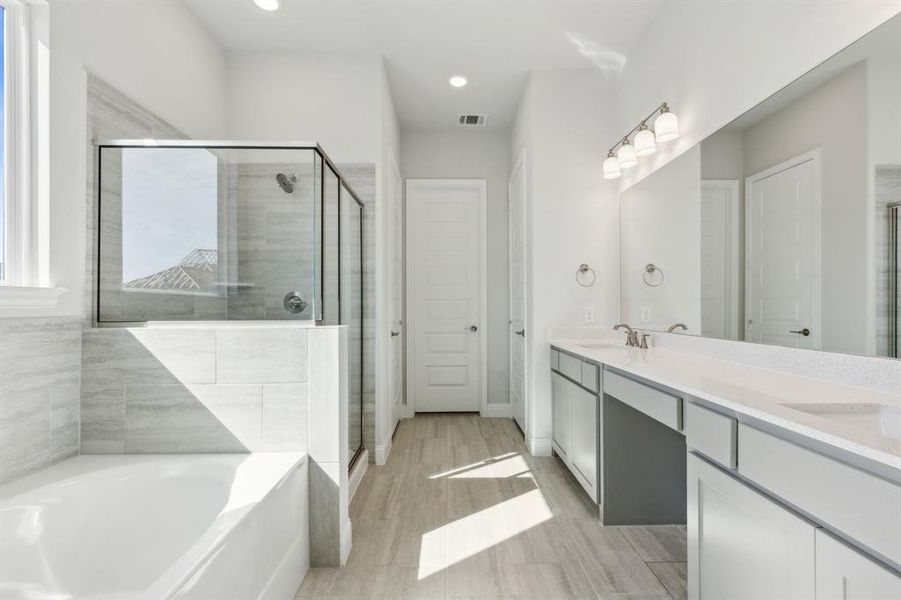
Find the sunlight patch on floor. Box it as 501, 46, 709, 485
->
428, 452, 530, 480
417, 488, 553, 580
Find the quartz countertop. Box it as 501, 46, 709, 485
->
550, 336, 901, 472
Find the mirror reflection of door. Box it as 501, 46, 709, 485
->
700, 180, 740, 340
745, 152, 820, 350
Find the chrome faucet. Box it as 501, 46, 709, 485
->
613, 323, 639, 347
666, 323, 688, 333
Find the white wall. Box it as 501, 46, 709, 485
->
225, 53, 383, 163
616, 1, 900, 191
400, 129, 511, 409
46, 0, 227, 318
621, 146, 702, 333
511, 69, 620, 454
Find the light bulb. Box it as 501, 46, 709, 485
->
654, 110, 679, 142
634, 127, 657, 156
617, 142, 637, 169
449, 75, 468, 88
603, 154, 621, 179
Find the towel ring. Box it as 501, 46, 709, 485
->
576, 263, 597, 287
642, 263, 664, 287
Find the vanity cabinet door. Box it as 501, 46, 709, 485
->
815, 530, 901, 600
688, 453, 815, 600
571, 382, 598, 500
551, 372, 572, 459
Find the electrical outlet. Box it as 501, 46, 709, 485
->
641, 306, 652, 323
583, 306, 595, 324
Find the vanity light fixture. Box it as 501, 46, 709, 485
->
617, 138, 637, 169
603, 150, 621, 179
634, 125, 657, 157
254, 0, 280, 11
603, 102, 679, 179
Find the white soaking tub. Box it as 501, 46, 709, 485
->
0, 453, 309, 600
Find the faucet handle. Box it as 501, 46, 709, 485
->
640, 333, 651, 349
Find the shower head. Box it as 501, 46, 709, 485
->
276, 173, 298, 194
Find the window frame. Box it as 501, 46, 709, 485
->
0, 0, 59, 307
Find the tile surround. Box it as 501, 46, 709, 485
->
0, 318, 82, 484
81, 326, 314, 454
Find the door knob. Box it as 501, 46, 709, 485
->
514, 329, 525, 337
390, 331, 400, 337
789, 328, 811, 336
467, 325, 478, 332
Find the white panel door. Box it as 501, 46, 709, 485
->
509, 154, 527, 431
388, 154, 404, 428
687, 453, 816, 600
700, 180, 739, 340
407, 179, 484, 412
746, 154, 819, 349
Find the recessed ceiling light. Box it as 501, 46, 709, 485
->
449, 75, 468, 88
254, 0, 280, 11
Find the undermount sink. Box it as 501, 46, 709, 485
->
576, 342, 620, 351
783, 402, 901, 440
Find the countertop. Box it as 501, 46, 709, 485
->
550, 336, 901, 473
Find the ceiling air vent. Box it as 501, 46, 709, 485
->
458, 114, 488, 127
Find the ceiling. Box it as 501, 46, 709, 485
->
183, 0, 664, 131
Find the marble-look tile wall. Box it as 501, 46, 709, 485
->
81, 326, 310, 453
0, 318, 82, 484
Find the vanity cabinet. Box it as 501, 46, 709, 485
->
551, 372, 572, 458
687, 453, 816, 600
815, 530, 901, 599
550, 349, 599, 503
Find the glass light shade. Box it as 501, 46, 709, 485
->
654, 111, 679, 142
254, 0, 280, 11
617, 143, 637, 169
603, 155, 621, 179
634, 128, 657, 156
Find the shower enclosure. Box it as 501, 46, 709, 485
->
94, 141, 365, 468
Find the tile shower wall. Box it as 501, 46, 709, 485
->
81, 326, 311, 453
85, 74, 377, 460
0, 318, 82, 484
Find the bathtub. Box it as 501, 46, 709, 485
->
0, 453, 309, 600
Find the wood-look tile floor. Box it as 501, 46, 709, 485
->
297, 414, 687, 600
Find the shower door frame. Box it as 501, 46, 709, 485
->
92, 139, 367, 469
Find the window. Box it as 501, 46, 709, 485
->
0, 0, 55, 305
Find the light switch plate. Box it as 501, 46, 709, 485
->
583, 306, 595, 324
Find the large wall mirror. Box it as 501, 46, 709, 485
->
620, 13, 901, 358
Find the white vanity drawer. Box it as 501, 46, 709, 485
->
684, 401, 737, 469
558, 352, 583, 382
581, 362, 599, 393
603, 370, 682, 431
738, 424, 901, 565
550, 349, 560, 371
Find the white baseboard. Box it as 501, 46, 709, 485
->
375, 431, 393, 465
528, 437, 552, 457
481, 404, 512, 418
340, 519, 352, 566
349, 449, 368, 501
